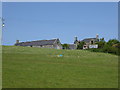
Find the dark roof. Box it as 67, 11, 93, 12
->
82, 38, 97, 43
68, 44, 77, 49
15, 39, 59, 46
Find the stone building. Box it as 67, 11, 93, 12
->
14, 38, 62, 49
73, 34, 99, 49
82, 34, 99, 49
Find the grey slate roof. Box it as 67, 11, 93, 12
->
15, 39, 58, 46
82, 38, 97, 43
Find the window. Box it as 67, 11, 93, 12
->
91, 41, 94, 44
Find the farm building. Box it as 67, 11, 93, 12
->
82, 34, 99, 49
74, 34, 99, 49
14, 38, 63, 49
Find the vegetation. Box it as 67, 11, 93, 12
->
102, 39, 119, 55
96, 38, 106, 48
62, 44, 69, 49
77, 41, 85, 49
84, 38, 120, 55
3, 46, 118, 88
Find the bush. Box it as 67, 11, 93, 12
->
62, 44, 69, 49
102, 44, 118, 54
107, 39, 119, 46
87, 44, 119, 55
77, 41, 85, 49
96, 38, 106, 48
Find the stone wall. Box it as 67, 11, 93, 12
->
32, 45, 54, 48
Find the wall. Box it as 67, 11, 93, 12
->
32, 45, 54, 48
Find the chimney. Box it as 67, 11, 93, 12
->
96, 34, 99, 39
16, 40, 19, 44
74, 36, 77, 41
74, 36, 78, 44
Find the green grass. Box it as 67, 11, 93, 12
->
2, 46, 118, 88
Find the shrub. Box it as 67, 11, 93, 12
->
87, 44, 119, 55
107, 39, 119, 46
77, 41, 85, 49
62, 44, 69, 49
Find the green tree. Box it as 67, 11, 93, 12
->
107, 39, 119, 46
77, 41, 85, 49
62, 44, 69, 49
96, 38, 106, 48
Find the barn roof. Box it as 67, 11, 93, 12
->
15, 39, 59, 46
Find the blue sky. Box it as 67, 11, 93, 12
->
2, 2, 118, 45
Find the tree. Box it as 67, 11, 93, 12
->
100, 38, 105, 42
107, 39, 119, 46
62, 44, 69, 49
77, 41, 85, 49
96, 38, 106, 48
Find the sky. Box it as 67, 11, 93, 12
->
2, 2, 118, 45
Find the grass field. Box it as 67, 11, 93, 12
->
2, 46, 118, 88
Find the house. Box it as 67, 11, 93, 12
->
82, 34, 99, 49
14, 38, 63, 49
73, 34, 99, 49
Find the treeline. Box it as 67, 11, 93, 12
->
84, 38, 120, 55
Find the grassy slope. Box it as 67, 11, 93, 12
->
2, 46, 118, 88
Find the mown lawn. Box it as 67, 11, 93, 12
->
2, 46, 118, 88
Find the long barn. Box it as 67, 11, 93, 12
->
14, 38, 63, 49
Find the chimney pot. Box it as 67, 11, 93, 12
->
16, 40, 19, 44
